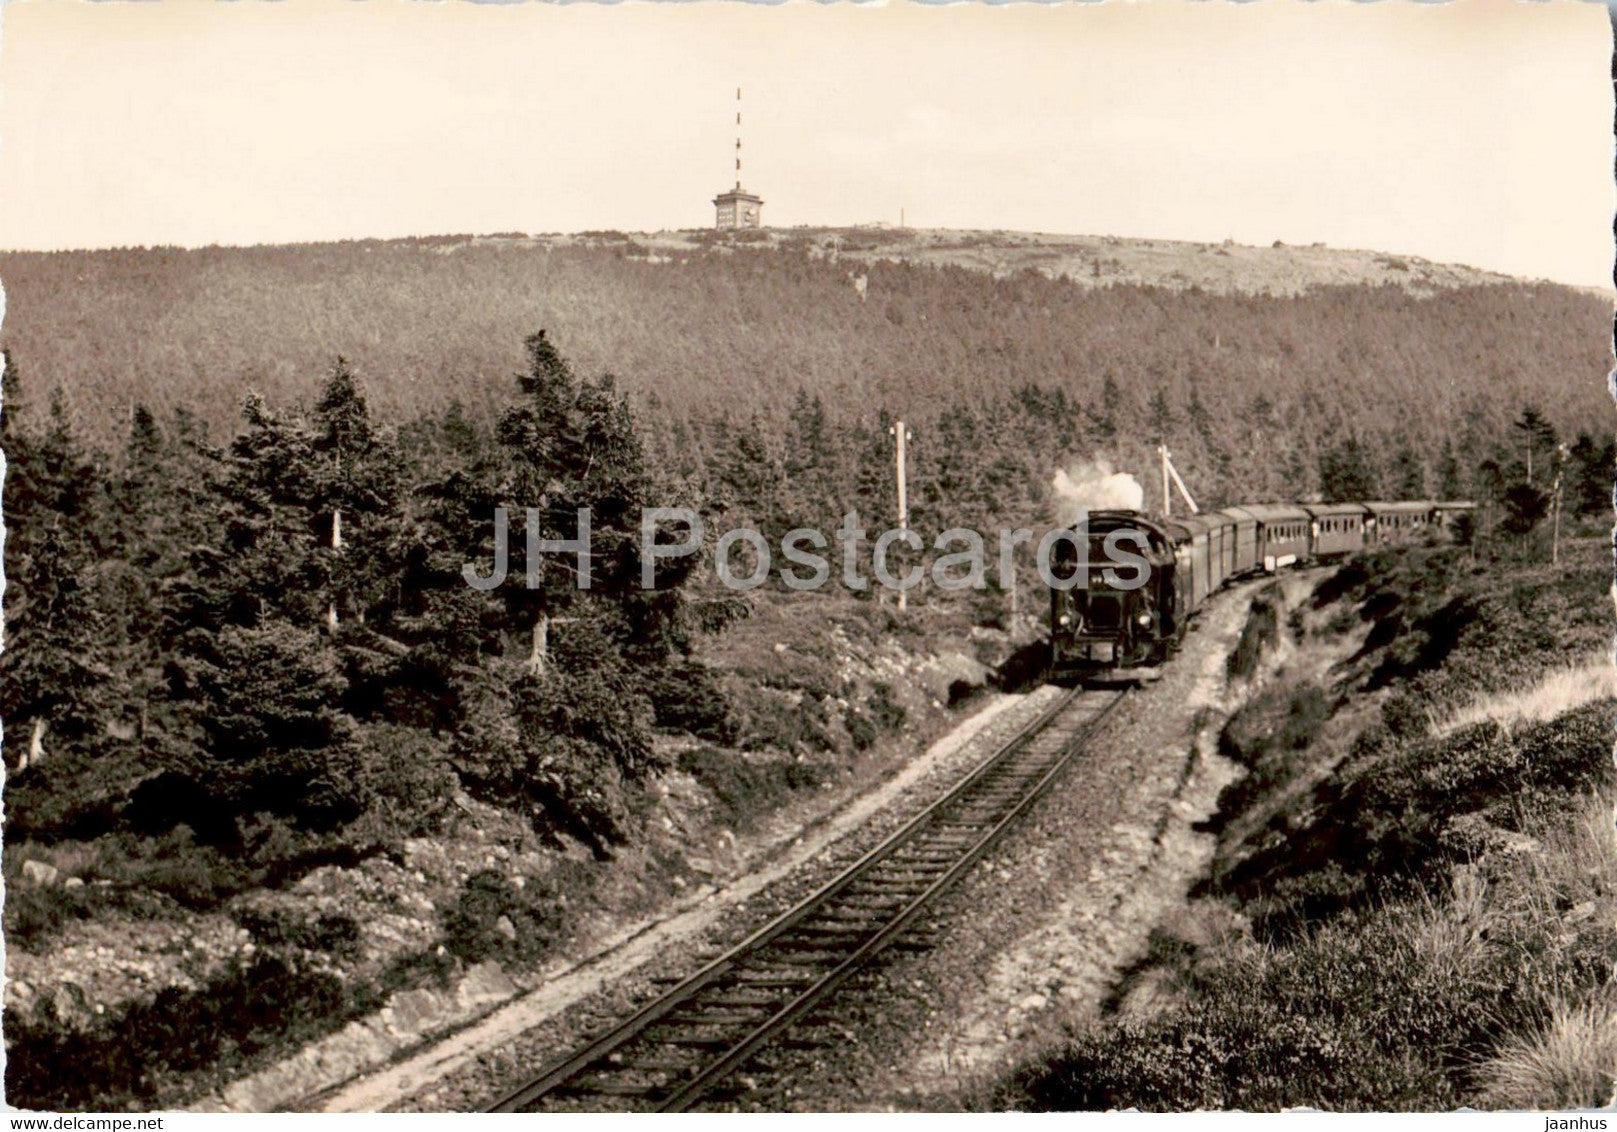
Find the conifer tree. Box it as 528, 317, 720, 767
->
1568, 432, 1614, 515
1318, 436, 1380, 502
1512, 406, 1558, 485
1437, 439, 1466, 500
0, 524, 112, 771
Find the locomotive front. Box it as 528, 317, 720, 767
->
1049, 510, 1179, 678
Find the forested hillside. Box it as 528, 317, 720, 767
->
0, 232, 1609, 507
1, 227, 1610, 1105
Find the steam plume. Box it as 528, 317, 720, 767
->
1051, 458, 1145, 522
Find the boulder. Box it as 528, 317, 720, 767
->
21, 860, 59, 887
459, 959, 517, 1008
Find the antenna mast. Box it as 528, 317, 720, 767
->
734, 86, 743, 190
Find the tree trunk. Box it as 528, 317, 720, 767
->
528, 614, 549, 678
24, 717, 45, 771
327, 506, 343, 633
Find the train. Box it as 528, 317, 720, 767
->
1048, 499, 1475, 678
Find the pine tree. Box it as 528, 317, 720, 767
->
1437, 439, 1466, 500
1146, 387, 1174, 445
165, 621, 364, 833
0, 524, 113, 772
1089, 375, 1120, 441
1318, 437, 1380, 502
1568, 432, 1614, 516
312, 359, 399, 629
784, 390, 834, 531
1512, 405, 1558, 485
1388, 438, 1426, 499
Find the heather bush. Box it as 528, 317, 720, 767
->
677, 746, 833, 832
439, 868, 576, 966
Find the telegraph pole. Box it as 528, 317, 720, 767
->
1551, 443, 1569, 566
891, 419, 912, 613
1158, 445, 1200, 516
1160, 445, 1172, 517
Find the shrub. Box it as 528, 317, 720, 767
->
4, 885, 94, 952
235, 906, 363, 957
867, 682, 906, 732
643, 659, 738, 744
678, 746, 831, 832
843, 707, 878, 752
992, 893, 1617, 1112
354, 724, 458, 837
439, 868, 573, 966
4, 954, 371, 1111
452, 670, 646, 857
734, 688, 835, 755
1226, 594, 1279, 680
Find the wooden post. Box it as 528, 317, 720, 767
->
1005, 543, 1018, 628
1160, 445, 1171, 517
893, 420, 910, 613
1551, 444, 1569, 566
529, 614, 549, 677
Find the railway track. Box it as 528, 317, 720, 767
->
485, 686, 1128, 1113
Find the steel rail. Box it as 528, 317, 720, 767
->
484, 685, 1125, 1113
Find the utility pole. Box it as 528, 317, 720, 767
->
1160, 445, 1172, 517
1551, 443, 1569, 566
328, 450, 343, 634
891, 419, 912, 613
1008, 551, 1017, 623
1158, 445, 1200, 516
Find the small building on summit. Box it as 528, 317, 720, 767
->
714, 185, 763, 230
716, 88, 762, 229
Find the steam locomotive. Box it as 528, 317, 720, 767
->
1048, 500, 1473, 678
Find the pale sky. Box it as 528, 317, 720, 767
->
0, 0, 1611, 287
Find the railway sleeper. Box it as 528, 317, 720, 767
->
760, 943, 862, 960
809, 912, 889, 928
794, 924, 874, 939
639, 1031, 738, 1049
699, 992, 788, 1008
733, 973, 818, 988
671, 1010, 777, 1025
553, 1080, 663, 1099
615, 1055, 703, 1073
827, 899, 908, 915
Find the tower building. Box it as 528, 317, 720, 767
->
714, 87, 763, 229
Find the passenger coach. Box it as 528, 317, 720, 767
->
1050, 496, 1458, 680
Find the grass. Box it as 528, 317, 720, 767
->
1480, 998, 1617, 1110
983, 538, 1617, 1112
1429, 655, 1617, 739
990, 792, 1617, 1112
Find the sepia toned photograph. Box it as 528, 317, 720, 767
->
0, 0, 1613, 1116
